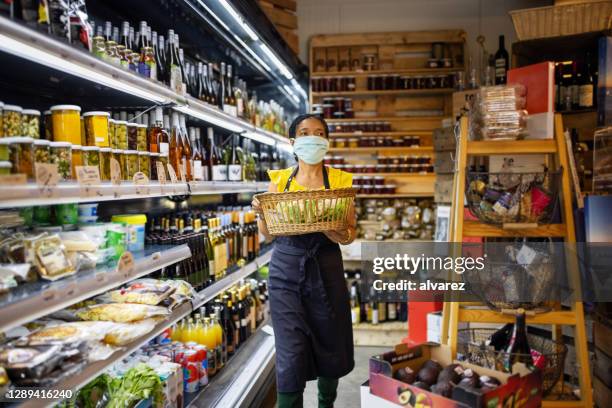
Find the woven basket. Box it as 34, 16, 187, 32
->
255, 188, 356, 236
510, 1, 612, 41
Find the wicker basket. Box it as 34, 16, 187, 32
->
255, 188, 356, 236
510, 1, 612, 41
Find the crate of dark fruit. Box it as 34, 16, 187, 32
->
465, 169, 561, 227
369, 342, 542, 408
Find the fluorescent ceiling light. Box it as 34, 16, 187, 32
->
232, 34, 272, 72
174, 105, 245, 133
282, 85, 300, 105
290, 78, 308, 99
197, 0, 230, 31
259, 43, 293, 80
0, 34, 168, 104
218, 0, 259, 41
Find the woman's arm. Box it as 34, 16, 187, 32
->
324, 201, 357, 245
252, 182, 277, 242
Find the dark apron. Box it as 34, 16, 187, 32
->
269, 166, 355, 392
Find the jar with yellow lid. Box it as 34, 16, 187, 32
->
7, 137, 34, 179
43, 110, 52, 140
82, 146, 100, 169
115, 120, 128, 150
136, 124, 147, 151
3, 105, 23, 137
127, 122, 138, 150
99, 147, 112, 181
22, 109, 40, 139
50, 105, 81, 144
83, 111, 111, 147
33, 139, 50, 164
49, 141, 72, 180
125, 150, 139, 179
71, 145, 83, 179
138, 151, 150, 178
108, 119, 117, 149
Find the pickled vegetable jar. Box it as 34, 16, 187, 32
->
115, 120, 128, 150
8, 137, 34, 178
118, 150, 128, 181
50, 105, 81, 144
3, 105, 23, 137
22, 109, 40, 139
0, 161, 10, 175
127, 122, 138, 150
136, 124, 147, 151
49, 141, 72, 180
150, 152, 159, 180
82, 146, 100, 168
33, 139, 50, 164
111, 149, 122, 180
0, 139, 9, 161
99, 147, 111, 181
108, 119, 117, 149
138, 151, 150, 177
71, 145, 83, 179
83, 111, 111, 147
125, 150, 139, 179
43, 110, 53, 140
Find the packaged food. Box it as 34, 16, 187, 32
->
99, 147, 112, 181
54, 203, 78, 227
104, 318, 158, 346
112, 214, 146, 251
23, 321, 116, 345
125, 150, 139, 179
76, 303, 169, 323
8, 137, 35, 178
0, 161, 11, 175
50, 105, 81, 144
115, 120, 128, 150
110, 280, 175, 305
33, 234, 75, 280
127, 122, 138, 150
0, 139, 9, 161
33, 139, 50, 164
49, 141, 72, 180
82, 145, 100, 168
0, 345, 64, 380
3, 105, 23, 137
83, 111, 110, 147
71, 145, 83, 179
137, 124, 147, 151
21, 109, 40, 138
138, 151, 150, 178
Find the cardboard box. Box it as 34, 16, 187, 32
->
369, 343, 542, 408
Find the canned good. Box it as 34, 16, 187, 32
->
193, 345, 209, 387
3, 105, 23, 137
50, 105, 81, 144
182, 349, 199, 393
83, 111, 111, 147
22, 109, 41, 138
49, 141, 72, 180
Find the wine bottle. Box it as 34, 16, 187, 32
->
191, 127, 204, 181
571, 60, 580, 110
488, 323, 514, 351
228, 135, 242, 182
494, 35, 509, 85
209, 128, 227, 181
350, 284, 360, 324
219, 62, 227, 110
207, 62, 218, 106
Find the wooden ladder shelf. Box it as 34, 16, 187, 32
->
441, 114, 593, 408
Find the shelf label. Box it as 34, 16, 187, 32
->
117, 251, 135, 277
0, 174, 27, 185
110, 158, 121, 186
167, 164, 178, 183
34, 163, 60, 197
156, 162, 167, 185
133, 172, 150, 195
76, 166, 102, 197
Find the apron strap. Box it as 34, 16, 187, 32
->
283, 165, 330, 192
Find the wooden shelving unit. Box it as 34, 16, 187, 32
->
312, 88, 454, 97
329, 146, 433, 153
311, 67, 462, 78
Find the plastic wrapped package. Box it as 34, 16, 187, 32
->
75, 303, 169, 323
20, 321, 117, 346
32, 235, 75, 280
109, 280, 175, 305
103, 318, 159, 346
470, 85, 529, 141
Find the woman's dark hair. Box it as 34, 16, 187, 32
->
288, 114, 329, 139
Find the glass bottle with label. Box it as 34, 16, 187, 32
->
494, 35, 509, 85
191, 128, 204, 181
166, 30, 182, 94
169, 112, 181, 178
228, 135, 242, 182
209, 128, 227, 181
219, 62, 227, 110
179, 115, 192, 181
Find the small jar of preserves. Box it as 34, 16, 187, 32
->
374, 176, 385, 186
354, 164, 365, 174
49, 141, 72, 180
50, 105, 81, 144
323, 104, 334, 119
99, 147, 112, 181
127, 122, 138, 150
3, 105, 23, 137
71, 145, 83, 179
136, 124, 148, 151
33, 139, 50, 164
362, 185, 374, 195
345, 109, 354, 119
8, 137, 34, 178
125, 150, 139, 179
22, 109, 41, 138
138, 151, 150, 177
82, 146, 100, 169
348, 138, 359, 148
335, 138, 346, 148
366, 164, 376, 174
115, 120, 128, 150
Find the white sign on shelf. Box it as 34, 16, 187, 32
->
35, 163, 60, 197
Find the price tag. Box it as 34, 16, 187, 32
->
110, 158, 121, 186
0, 174, 27, 185
76, 166, 102, 197
133, 171, 150, 195
116, 251, 135, 277
167, 164, 178, 183
156, 162, 167, 184
34, 163, 60, 197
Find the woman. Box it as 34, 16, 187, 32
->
252, 114, 356, 408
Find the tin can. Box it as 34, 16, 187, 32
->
193, 345, 209, 386
182, 350, 199, 393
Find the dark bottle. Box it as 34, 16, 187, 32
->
196, 62, 205, 101
494, 35, 509, 85
230, 292, 242, 348
218, 62, 226, 110
224, 297, 237, 355
579, 54, 594, 109
158, 35, 167, 82
207, 63, 218, 106
554, 63, 562, 111
503, 312, 533, 371
571, 60, 580, 110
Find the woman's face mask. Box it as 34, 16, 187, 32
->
293, 135, 329, 164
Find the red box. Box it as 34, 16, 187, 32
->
369, 343, 542, 408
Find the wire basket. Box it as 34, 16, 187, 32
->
466, 170, 561, 226
255, 188, 356, 236
458, 328, 568, 395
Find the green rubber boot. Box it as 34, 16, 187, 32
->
277, 391, 303, 408
317, 377, 339, 408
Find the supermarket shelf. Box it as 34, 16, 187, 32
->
329, 131, 430, 137
0, 16, 289, 147
193, 249, 272, 309
189, 181, 270, 195
467, 140, 557, 154
186, 322, 275, 408
0, 244, 191, 334
326, 116, 443, 123
356, 193, 434, 198
19, 301, 194, 408
329, 146, 433, 153
312, 88, 454, 97
311, 67, 463, 78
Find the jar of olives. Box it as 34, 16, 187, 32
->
115, 120, 128, 150
22, 110, 41, 138
82, 146, 100, 168
111, 149, 122, 180
136, 124, 147, 151
99, 147, 112, 181
127, 122, 138, 150
138, 151, 150, 178
125, 150, 139, 179
71, 145, 83, 179
49, 141, 72, 180
8, 137, 34, 178
108, 119, 117, 149
3, 105, 23, 137
33, 139, 51, 164
118, 150, 128, 181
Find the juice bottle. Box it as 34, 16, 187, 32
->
203, 317, 217, 377
193, 313, 205, 344
170, 323, 181, 342
182, 318, 195, 343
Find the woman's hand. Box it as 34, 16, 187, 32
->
324, 227, 354, 245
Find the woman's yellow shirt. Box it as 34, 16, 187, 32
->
267, 166, 353, 192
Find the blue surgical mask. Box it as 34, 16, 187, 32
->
293, 135, 329, 164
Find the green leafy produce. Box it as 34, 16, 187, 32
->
76, 374, 110, 408
105, 364, 163, 408
275, 198, 349, 224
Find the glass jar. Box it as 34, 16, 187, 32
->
108, 119, 117, 149
336, 138, 346, 148
347, 77, 356, 92
115, 120, 128, 150
150, 152, 160, 180
99, 147, 112, 181
354, 164, 365, 174
374, 176, 385, 186
117, 150, 128, 181
33, 139, 50, 164
127, 122, 138, 150
22, 109, 40, 138
83, 111, 111, 147
0, 139, 9, 161
43, 110, 53, 140
138, 151, 150, 177
348, 138, 359, 148
3, 105, 23, 137
0, 161, 11, 175
82, 146, 100, 169
8, 137, 34, 178
345, 109, 354, 119
323, 104, 333, 119
71, 145, 83, 179
50, 105, 81, 144
137, 124, 147, 151
49, 141, 72, 180
125, 150, 139, 179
